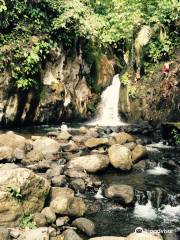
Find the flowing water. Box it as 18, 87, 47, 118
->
89, 74, 126, 126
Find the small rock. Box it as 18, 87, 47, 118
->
64, 169, 88, 179
104, 184, 134, 204
46, 166, 64, 178
41, 207, 56, 224
131, 144, 147, 163
112, 132, 135, 144
89, 237, 125, 240
61, 141, 79, 152
60, 229, 82, 240
84, 138, 109, 148
56, 216, 70, 227
71, 179, 86, 192
33, 213, 47, 227
79, 126, 88, 134
57, 131, 72, 141
72, 217, 95, 236
52, 175, 67, 187
50, 187, 74, 201
133, 160, 146, 171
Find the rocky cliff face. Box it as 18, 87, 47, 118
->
0, 44, 114, 127
119, 52, 180, 124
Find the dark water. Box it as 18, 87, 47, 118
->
85, 146, 180, 237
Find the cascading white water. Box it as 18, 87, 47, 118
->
89, 74, 125, 126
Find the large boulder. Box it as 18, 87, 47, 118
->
127, 232, 163, 240
50, 196, 86, 217
32, 137, 60, 155
85, 138, 109, 148
104, 184, 134, 204
68, 154, 109, 173
0, 132, 26, 150
72, 217, 95, 237
0, 132, 26, 162
112, 132, 135, 145
131, 145, 147, 163
0, 167, 50, 227
108, 145, 132, 170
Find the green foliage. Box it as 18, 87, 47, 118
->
0, 0, 7, 13
171, 129, 180, 145
0, 0, 179, 91
11, 40, 52, 89
8, 187, 23, 201
120, 72, 136, 99
19, 214, 36, 229
148, 38, 173, 63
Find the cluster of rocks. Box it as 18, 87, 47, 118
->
0, 127, 149, 240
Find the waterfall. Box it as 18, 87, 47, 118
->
89, 74, 125, 126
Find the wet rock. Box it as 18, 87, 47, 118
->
68, 154, 109, 173
71, 179, 86, 192
52, 175, 67, 187
41, 207, 56, 224
131, 145, 147, 163
33, 212, 47, 227
163, 232, 179, 240
72, 217, 95, 236
0, 167, 50, 227
50, 187, 74, 201
104, 184, 134, 204
61, 141, 79, 152
56, 216, 70, 227
133, 160, 146, 171
127, 232, 163, 240
60, 229, 82, 240
50, 196, 86, 217
84, 137, 109, 148
108, 144, 132, 170
0, 227, 10, 240
72, 135, 90, 144
57, 131, 72, 141
64, 169, 88, 179
17, 227, 51, 240
112, 132, 135, 145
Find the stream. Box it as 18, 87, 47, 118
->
1, 124, 179, 238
